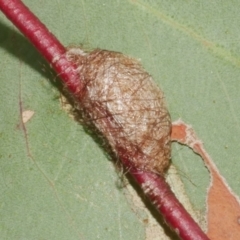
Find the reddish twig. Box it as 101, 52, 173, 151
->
0, 0, 209, 239
0, 0, 80, 94
120, 155, 209, 240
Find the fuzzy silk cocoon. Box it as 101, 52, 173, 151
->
66, 48, 171, 174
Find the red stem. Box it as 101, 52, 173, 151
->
0, 1, 209, 239
121, 155, 209, 240
0, 0, 81, 94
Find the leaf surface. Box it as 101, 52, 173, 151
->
1, 0, 240, 239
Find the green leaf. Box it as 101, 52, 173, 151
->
1, 0, 240, 239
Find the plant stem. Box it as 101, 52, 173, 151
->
120, 153, 209, 240
0, 0, 209, 239
0, 0, 80, 94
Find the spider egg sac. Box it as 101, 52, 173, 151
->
66, 48, 171, 174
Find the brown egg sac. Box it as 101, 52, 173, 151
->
66, 48, 171, 175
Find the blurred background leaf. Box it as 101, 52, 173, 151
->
0, 0, 240, 239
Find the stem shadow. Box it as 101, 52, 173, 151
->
0, 21, 60, 88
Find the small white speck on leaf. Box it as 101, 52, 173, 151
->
22, 110, 34, 123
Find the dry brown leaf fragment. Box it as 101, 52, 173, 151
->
171, 119, 240, 240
